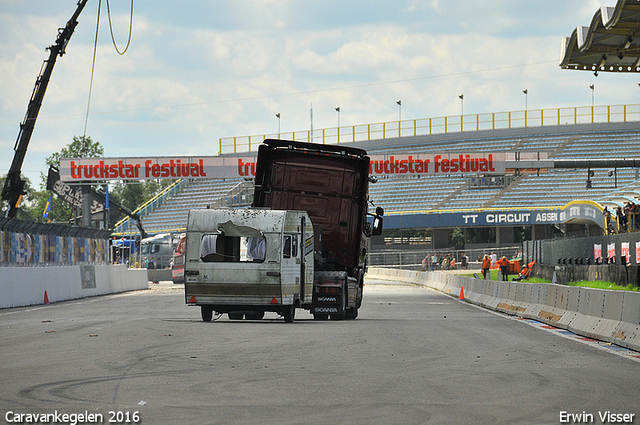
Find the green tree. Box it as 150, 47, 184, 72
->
39, 135, 105, 223
448, 228, 465, 249
44, 135, 104, 172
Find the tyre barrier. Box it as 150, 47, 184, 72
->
366, 267, 640, 352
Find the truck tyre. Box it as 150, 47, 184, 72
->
283, 304, 295, 323
228, 312, 244, 320
201, 306, 213, 322
345, 307, 358, 319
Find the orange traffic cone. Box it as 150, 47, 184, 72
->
459, 287, 465, 300
43, 291, 50, 304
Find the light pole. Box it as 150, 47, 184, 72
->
276, 113, 281, 134
458, 94, 464, 116
589, 84, 595, 123
523, 89, 528, 126
335, 107, 340, 128
396, 100, 402, 121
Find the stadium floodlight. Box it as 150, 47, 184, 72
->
396, 100, 401, 121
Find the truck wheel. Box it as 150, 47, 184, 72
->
201, 306, 213, 322
345, 308, 358, 319
228, 312, 244, 320
283, 304, 295, 323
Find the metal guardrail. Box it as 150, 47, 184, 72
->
219, 103, 640, 154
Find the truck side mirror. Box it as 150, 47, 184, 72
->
372, 216, 383, 236
376, 206, 384, 217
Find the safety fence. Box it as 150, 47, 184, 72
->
367, 245, 521, 269
219, 103, 640, 154
0, 217, 110, 266
366, 267, 640, 352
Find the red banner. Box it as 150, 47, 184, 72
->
60, 152, 507, 182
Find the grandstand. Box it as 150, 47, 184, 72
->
115, 120, 640, 251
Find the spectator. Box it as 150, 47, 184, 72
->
617, 206, 628, 233
490, 252, 497, 268
603, 207, 616, 235
422, 254, 432, 272
461, 252, 468, 270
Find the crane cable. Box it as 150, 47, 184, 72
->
106, 0, 134, 55
83, 0, 134, 137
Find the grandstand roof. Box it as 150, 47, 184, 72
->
560, 0, 640, 74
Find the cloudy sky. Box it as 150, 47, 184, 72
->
1, 0, 638, 185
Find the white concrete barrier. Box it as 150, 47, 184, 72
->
365, 267, 640, 352
0, 264, 148, 309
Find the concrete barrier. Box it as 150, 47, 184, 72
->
0, 264, 148, 309
147, 268, 173, 283
365, 267, 640, 352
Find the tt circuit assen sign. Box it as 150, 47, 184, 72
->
384, 201, 605, 230
59, 152, 506, 182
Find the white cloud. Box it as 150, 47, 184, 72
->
2, 0, 639, 186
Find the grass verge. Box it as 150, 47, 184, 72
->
461, 270, 639, 291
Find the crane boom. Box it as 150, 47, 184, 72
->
1, 0, 89, 218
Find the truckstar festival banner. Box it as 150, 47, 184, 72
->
368, 153, 505, 176
59, 152, 506, 182
59, 156, 257, 182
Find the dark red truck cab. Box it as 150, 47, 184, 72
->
252, 139, 383, 319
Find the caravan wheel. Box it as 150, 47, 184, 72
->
201, 306, 213, 322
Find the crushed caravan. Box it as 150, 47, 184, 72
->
184, 208, 314, 322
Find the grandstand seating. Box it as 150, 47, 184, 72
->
140, 178, 246, 234
135, 121, 640, 234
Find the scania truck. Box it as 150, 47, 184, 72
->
184, 139, 383, 322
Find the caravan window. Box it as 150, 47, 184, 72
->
283, 235, 298, 259
200, 233, 265, 263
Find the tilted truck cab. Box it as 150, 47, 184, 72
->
184, 208, 314, 322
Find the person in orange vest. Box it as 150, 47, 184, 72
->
496, 256, 510, 281
482, 254, 491, 279
513, 265, 530, 281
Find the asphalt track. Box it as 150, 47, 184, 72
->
0, 279, 639, 425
